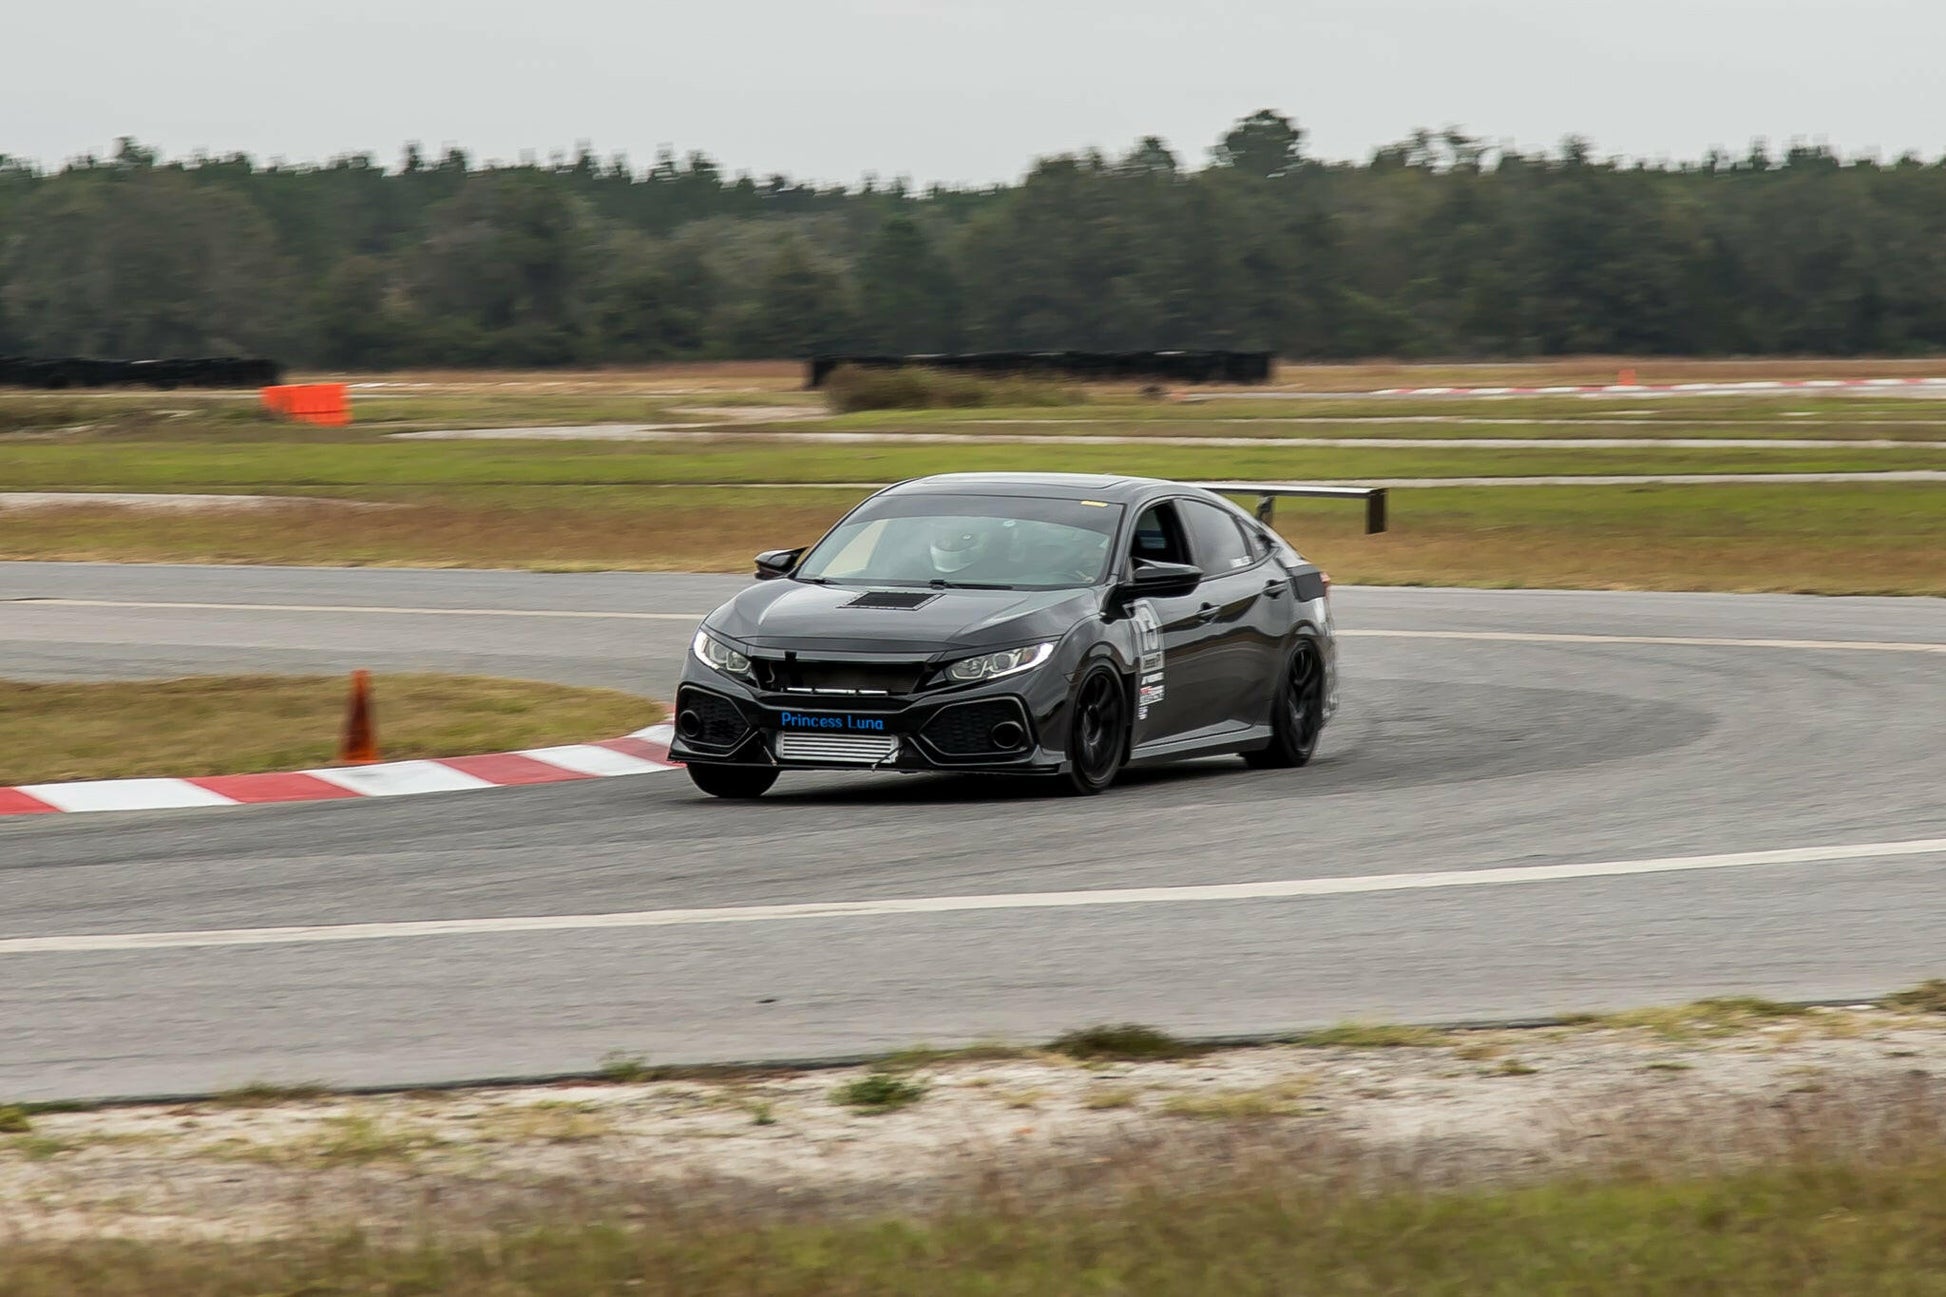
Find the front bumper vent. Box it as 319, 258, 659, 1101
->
676, 688, 751, 750
774, 733, 901, 765
920, 700, 1031, 757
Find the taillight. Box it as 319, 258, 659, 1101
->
1320, 571, 1332, 595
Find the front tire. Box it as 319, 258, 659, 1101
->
1057, 665, 1128, 795
1245, 637, 1325, 769
687, 763, 779, 799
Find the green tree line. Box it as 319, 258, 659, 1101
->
3, 113, 1944, 367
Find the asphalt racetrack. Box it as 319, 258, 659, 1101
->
2, 562, 1943, 1102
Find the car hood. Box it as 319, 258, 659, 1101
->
705, 581, 1098, 656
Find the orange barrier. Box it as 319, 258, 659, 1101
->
338, 669, 379, 765
260, 383, 351, 426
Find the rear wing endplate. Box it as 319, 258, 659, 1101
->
1196, 482, 1389, 535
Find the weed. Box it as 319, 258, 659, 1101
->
482, 1103, 613, 1144
1161, 1079, 1318, 1120
1047, 1024, 1195, 1062
831, 1072, 928, 1113
1492, 1058, 1539, 1077
598, 1052, 653, 1084
209, 1080, 331, 1109
6, 1135, 73, 1161
1295, 1022, 1445, 1049
0, 1106, 31, 1134
1646, 1060, 1695, 1072
305, 1113, 447, 1166
747, 1101, 777, 1127
1453, 1040, 1504, 1061
875, 1041, 1031, 1071
1083, 1088, 1138, 1111
1885, 980, 1946, 1014
1597, 997, 1812, 1042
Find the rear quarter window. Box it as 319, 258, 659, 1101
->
1181, 500, 1257, 573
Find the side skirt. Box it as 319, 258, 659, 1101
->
1128, 724, 1273, 767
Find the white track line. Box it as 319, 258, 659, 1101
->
12, 599, 699, 620
14, 600, 1941, 654
5, 839, 1942, 956
1339, 629, 1946, 654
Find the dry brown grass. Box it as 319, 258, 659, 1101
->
0, 497, 858, 572
0, 674, 662, 784
3, 481, 1932, 595
1281, 483, 1946, 596
1264, 355, 1946, 390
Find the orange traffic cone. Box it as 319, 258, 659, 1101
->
338, 669, 379, 765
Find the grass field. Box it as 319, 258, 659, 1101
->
6, 1150, 1944, 1294
0, 675, 661, 784
3, 365, 1942, 594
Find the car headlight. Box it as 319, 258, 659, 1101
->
692, 629, 751, 678
945, 641, 1055, 683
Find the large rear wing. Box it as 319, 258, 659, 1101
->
1196, 482, 1389, 535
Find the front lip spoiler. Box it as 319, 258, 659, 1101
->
673, 682, 1046, 772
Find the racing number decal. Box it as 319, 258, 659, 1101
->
1132, 600, 1165, 719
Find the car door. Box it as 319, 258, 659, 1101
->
1122, 501, 1211, 747
1176, 499, 1284, 730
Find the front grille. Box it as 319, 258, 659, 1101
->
753, 659, 926, 696
921, 700, 1031, 757
774, 733, 901, 764
677, 688, 750, 750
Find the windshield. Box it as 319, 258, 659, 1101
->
796, 493, 1125, 589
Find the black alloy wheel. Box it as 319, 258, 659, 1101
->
1060, 666, 1128, 795
687, 763, 780, 799
1245, 637, 1325, 769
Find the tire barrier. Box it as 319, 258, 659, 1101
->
807, 350, 1274, 389
0, 356, 284, 390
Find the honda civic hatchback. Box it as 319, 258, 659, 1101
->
669, 472, 1358, 798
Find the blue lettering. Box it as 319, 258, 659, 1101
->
779, 711, 887, 732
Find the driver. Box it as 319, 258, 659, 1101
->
915, 515, 1107, 584
929, 519, 999, 577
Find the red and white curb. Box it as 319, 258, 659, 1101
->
0, 724, 679, 816
1364, 377, 1946, 397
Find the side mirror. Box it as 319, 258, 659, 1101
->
1119, 560, 1203, 599
753, 548, 803, 580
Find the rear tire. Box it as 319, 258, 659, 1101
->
687, 764, 779, 799
1057, 665, 1128, 795
1245, 637, 1325, 770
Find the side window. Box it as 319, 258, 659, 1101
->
1181, 500, 1256, 573
1238, 519, 1273, 563
1129, 503, 1190, 567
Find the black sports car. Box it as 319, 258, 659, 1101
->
670, 472, 1385, 798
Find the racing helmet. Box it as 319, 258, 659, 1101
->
929, 519, 991, 574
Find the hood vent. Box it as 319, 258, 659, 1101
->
844, 591, 941, 610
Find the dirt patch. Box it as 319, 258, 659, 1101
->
5, 1007, 1941, 1240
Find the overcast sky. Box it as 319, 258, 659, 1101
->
8, 0, 1941, 183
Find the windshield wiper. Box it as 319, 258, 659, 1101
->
928, 579, 1015, 590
